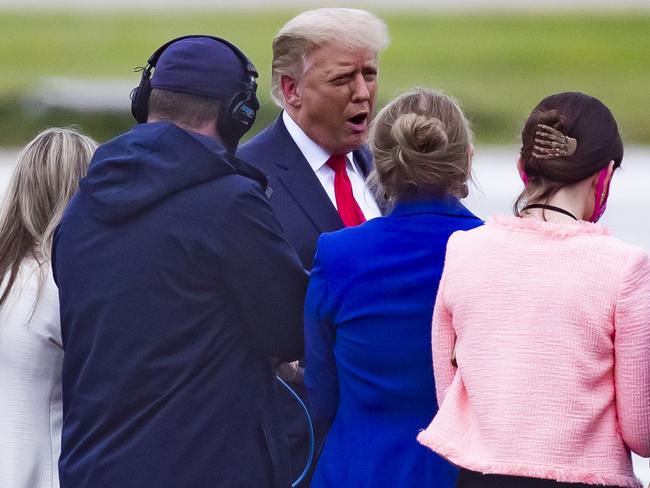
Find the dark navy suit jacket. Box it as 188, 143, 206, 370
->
305, 197, 483, 488
238, 114, 374, 270
238, 114, 376, 484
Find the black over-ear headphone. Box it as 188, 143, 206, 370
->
130, 35, 260, 148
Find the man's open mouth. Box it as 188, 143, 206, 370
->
347, 113, 369, 132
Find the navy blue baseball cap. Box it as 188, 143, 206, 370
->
150, 37, 245, 100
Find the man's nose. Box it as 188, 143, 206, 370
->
351, 73, 371, 102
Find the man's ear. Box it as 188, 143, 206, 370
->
280, 74, 301, 109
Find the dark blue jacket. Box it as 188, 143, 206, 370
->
53, 122, 307, 488
238, 114, 374, 270
305, 197, 483, 488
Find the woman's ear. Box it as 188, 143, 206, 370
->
594, 160, 616, 202
517, 157, 529, 186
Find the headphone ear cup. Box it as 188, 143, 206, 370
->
232, 98, 258, 134
130, 76, 152, 124
217, 91, 258, 148
129, 86, 141, 121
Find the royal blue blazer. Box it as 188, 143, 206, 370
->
304, 197, 482, 488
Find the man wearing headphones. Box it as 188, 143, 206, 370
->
53, 36, 306, 488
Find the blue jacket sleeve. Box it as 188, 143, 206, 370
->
304, 236, 339, 432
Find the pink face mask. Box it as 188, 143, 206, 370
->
519, 167, 529, 186
589, 167, 609, 223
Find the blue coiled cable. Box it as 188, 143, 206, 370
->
276, 376, 315, 488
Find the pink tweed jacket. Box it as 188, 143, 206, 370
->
418, 215, 650, 488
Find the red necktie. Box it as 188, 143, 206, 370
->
326, 155, 366, 227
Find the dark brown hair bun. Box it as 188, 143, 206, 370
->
515, 92, 623, 215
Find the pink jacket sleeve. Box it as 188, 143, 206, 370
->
432, 269, 457, 408
614, 248, 650, 457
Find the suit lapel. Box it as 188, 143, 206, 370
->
270, 117, 343, 233
352, 144, 389, 215
353, 145, 374, 177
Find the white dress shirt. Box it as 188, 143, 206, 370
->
282, 111, 381, 221
0, 258, 62, 488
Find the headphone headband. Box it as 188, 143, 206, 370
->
130, 34, 260, 154
144, 34, 258, 80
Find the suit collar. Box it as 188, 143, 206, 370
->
267, 115, 343, 233
280, 111, 368, 177
390, 196, 480, 220
353, 144, 373, 177
282, 111, 332, 173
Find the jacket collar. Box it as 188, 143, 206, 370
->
263, 114, 379, 233
281, 111, 369, 179
266, 115, 342, 232
390, 196, 479, 220
270, 114, 373, 177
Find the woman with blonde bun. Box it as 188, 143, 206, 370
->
0, 128, 96, 488
304, 88, 482, 488
418, 92, 650, 488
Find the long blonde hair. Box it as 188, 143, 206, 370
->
0, 127, 96, 307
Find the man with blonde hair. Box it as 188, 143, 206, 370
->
238, 8, 389, 485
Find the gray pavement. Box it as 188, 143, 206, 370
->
26, 78, 135, 113
2, 146, 650, 252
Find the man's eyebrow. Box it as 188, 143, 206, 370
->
330, 69, 355, 76
323, 59, 377, 78
323, 67, 354, 79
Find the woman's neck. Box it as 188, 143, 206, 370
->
524, 183, 591, 223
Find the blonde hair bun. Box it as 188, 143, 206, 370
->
392, 113, 448, 160
368, 88, 472, 204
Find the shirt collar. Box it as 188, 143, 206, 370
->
282, 111, 358, 174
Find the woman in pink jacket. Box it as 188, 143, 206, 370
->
418, 92, 650, 488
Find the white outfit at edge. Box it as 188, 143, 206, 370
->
0, 257, 62, 488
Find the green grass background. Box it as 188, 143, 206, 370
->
1, 10, 649, 147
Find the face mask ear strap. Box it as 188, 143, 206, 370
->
588, 167, 609, 223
